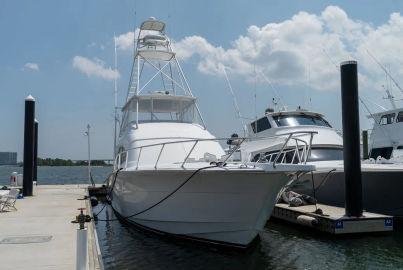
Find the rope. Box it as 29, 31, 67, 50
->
93, 168, 122, 218
310, 171, 318, 212
314, 168, 337, 192
95, 165, 218, 222
89, 172, 95, 187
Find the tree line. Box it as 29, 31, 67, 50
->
37, 157, 111, 166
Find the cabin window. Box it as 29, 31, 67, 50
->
251, 117, 271, 133
273, 115, 331, 127
120, 96, 204, 131
379, 113, 395, 125
396, 112, 403, 123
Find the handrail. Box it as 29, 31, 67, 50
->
113, 131, 317, 170
272, 133, 293, 166
257, 131, 317, 167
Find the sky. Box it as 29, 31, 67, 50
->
1, 0, 403, 160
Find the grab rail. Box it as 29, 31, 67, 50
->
255, 131, 318, 167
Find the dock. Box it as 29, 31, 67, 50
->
0, 185, 103, 270
272, 203, 394, 234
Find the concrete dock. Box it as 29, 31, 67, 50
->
0, 185, 103, 270
273, 203, 394, 234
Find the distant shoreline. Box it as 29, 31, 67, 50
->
12, 158, 113, 167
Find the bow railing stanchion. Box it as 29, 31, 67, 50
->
181, 141, 198, 168
294, 139, 301, 163
221, 138, 245, 164
273, 133, 293, 167
306, 132, 315, 164
125, 151, 129, 169
155, 144, 165, 169
136, 148, 142, 170
114, 155, 118, 170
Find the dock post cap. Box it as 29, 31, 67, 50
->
340, 60, 357, 66
25, 95, 35, 101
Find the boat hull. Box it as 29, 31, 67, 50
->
291, 168, 403, 217
110, 168, 290, 247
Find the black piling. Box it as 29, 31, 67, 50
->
340, 61, 363, 217
23, 95, 35, 196
33, 119, 38, 183
362, 130, 369, 160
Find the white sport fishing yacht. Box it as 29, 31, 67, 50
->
368, 108, 403, 160
238, 107, 403, 218
109, 18, 315, 248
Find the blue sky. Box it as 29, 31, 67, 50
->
1, 0, 403, 160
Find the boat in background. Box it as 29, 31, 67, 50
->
237, 107, 403, 218
367, 108, 403, 160
109, 17, 315, 248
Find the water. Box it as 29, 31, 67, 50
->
1, 165, 402, 269
94, 203, 403, 270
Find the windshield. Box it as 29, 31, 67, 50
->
252, 147, 343, 163
273, 115, 331, 127
120, 96, 204, 131
307, 148, 343, 161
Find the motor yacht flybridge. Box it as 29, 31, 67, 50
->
239, 107, 403, 217
109, 17, 315, 248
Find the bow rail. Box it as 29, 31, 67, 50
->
113, 131, 317, 170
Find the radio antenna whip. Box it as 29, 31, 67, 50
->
222, 65, 248, 135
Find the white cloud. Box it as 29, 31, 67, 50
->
23, 62, 40, 71
168, 6, 403, 94
114, 29, 140, 51
72, 56, 119, 81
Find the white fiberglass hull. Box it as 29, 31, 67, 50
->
110, 166, 296, 248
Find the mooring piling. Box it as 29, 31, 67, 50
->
23, 95, 35, 196
33, 119, 38, 183
340, 60, 363, 217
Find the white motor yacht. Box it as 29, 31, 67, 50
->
239, 107, 403, 217
368, 108, 403, 159
109, 18, 315, 248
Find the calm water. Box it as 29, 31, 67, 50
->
1, 165, 402, 269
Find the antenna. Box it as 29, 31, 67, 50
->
307, 62, 311, 109
321, 47, 339, 70
382, 85, 397, 109
254, 64, 257, 136
366, 49, 403, 96
222, 66, 247, 136
257, 69, 283, 109
113, 35, 118, 158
